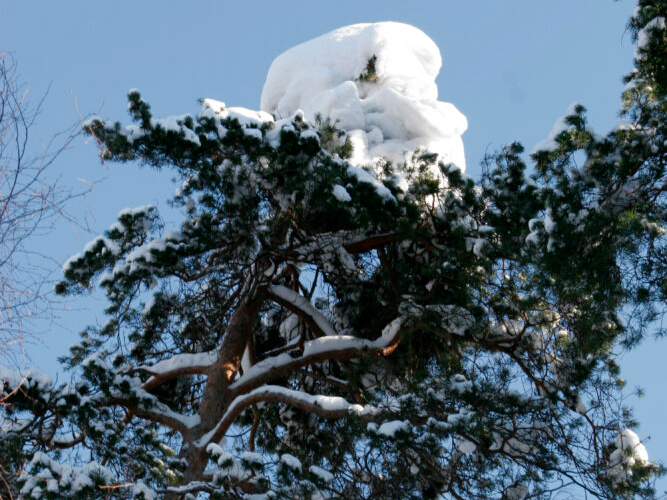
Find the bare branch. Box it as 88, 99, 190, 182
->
343, 232, 398, 254
0, 52, 94, 364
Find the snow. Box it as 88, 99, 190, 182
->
636, 17, 665, 60
543, 207, 556, 233
151, 115, 200, 145
132, 481, 157, 500
279, 313, 299, 340
489, 433, 534, 456
458, 439, 476, 454
61, 252, 83, 274
311, 394, 364, 412
216, 451, 235, 467
1, 418, 32, 433
201, 99, 274, 128
426, 304, 474, 335
0, 366, 54, 393
450, 374, 472, 393
532, 102, 580, 154
230, 351, 296, 390
270, 285, 338, 337
118, 204, 155, 219
125, 238, 167, 263
301, 129, 319, 141
142, 350, 217, 376
504, 484, 529, 500
200, 98, 226, 116
81, 352, 110, 370
376, 419, 409, 437
98, 271, 113, 287
118, 124, 145, 143
71, 473, 94, 492
21, 453, 116, 498
241, 345, 252, 374
347, 165, 395, 200
244, 127, 263, 140
332, 184, 352, 202
117, 204, 155, 231
142, 295, 156, 316
303, 336, 371, 357
575, 396, 587, 415
244, 494, 275, 500
50, 432, 80, 446
380, 316, 403, 340
606, 429, 650, 485
206, 443, 224, 456
260, 22, 467, 178
280, 453, 302, 471
309, 465, 334, 483
149, 403, 201, 430
81, 115, 100, 128
200, 98, 272, 141
241, 451, 265, 465
197, 385, 367, 448
83, 235, 121, 256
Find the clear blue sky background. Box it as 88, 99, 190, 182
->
2, 0, 664, 494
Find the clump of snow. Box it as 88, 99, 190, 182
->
309, 465, 334, 483
21, 453, 116, 498
151, 114, 200, 145
458, 439, 477, 454
280, 453, 302, 471
241, 451, 265, 465
200, 98, 273, 140
260, 22, 467, 176
206, 443, 224, 457
450, 373, 472, 393
635, 17, 666, 60
132, 481, 157, 500
142, 350, 217, 376
332, 184, 352, 202
0, 366, 54, 394
532, 102, 580, 154
504, 484, 529, 500
606, 429, 650, 486
376, 419, 409, 438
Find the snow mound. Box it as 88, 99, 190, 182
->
260, 22, 467, 173
606, 429, 650, 486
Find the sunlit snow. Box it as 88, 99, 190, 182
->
260, 22, 467, 174
606, 429, 650, 486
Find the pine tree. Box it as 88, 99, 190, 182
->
1, 2, 666, 499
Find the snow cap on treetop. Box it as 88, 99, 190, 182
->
260, 22, 468, 172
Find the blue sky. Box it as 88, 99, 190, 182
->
2, 0, 665, 493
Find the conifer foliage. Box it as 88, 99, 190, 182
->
1, 2, 666, 499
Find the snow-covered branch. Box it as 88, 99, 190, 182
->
267, 285, 337, 338
196, 385, 374, 448
229, 316, 404, 397
47, 432, 85, 450
105, 396, 200, 435
139, 350, 217, 391
161, 481, 214, 496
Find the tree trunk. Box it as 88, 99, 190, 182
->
175, 296, 263, 496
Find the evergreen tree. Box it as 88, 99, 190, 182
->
1, 2, 666, 499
